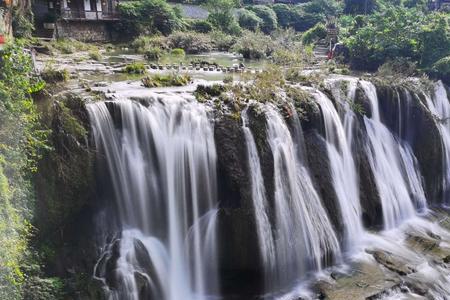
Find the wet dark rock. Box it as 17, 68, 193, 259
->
217, 208, 263, 297
369, 250, 416, 276
371, 82, 444, 204
247, 106, 275, 211
303, 129, 343, 236
406, 233, 440, 252
214, 114, 252, 209
354, 118, 383, 230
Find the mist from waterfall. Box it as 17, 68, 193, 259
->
425, 81, 450, 205
264, 105, 341, 291
88, 96, 219, 300
361, 81, 422, 229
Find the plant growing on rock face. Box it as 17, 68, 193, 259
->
41, 64, 70, 84
195, 84, 227, 102
141, 73, 192, 87
431, 56, 450, 84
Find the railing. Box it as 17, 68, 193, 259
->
61, 9, 119, 20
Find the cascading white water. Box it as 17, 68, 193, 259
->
313, 89, 364, 248
361, 81, 420, 229
264, 105, 341, 290
241, 108, 276, 282
424, 81, 450, 204
88, 96, 219, 300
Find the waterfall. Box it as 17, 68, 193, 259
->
264, 105, 341, 290
424, 81, 450, 204
241, 108, 276, 283
313, 88, 364, 249
88, 96, 219, 300
360, 81, 419, 229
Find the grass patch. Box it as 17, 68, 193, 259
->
141, 73, 192, 88
123, 62, 147, 74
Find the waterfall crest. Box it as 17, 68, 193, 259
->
88, 96, 219, 300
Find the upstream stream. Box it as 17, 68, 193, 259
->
36, 49, 450, 300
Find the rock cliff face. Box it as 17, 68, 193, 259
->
34, 93, 99, 298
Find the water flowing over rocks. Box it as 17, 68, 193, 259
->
34, 69, 450, 300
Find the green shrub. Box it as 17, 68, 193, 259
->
272, 48, 304, 66
195, 84, 226, 102
291, 11, 324, 32
210, 30, 236, 51
141, 73, 192, 87
41, 66, 70, 83
432, 56, 450, 84
131, 35, 168, 54
272, 4, 298, 28
248, 5, 278, 34
168, 31, 212, 54
189, 19, 214, 33
88, 49, 102, 61
144, 47, 164, 61
238, 9, 262, 32
171, 48, 186, 57
0, 42, 49, 300
232, 31, 274, 59
51, 39, 94, 54
12, 8, 34, 38
377, 58, 418, 77
123, 62, 147, 74
23, 277, 65, 300
301, 23, 327, 45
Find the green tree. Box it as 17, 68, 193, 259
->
238, 9, 262, 31
204, 0, 241, 34
117, 0, 183, 36
344, 0, 377, 14
419, 13, 450, 67
248, 5, 278, 34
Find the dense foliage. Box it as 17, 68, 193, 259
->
340, 4, 450, 73
0, 43, 51, 299
117, 0, 183, 36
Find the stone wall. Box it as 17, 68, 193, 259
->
55, 20, 113, 42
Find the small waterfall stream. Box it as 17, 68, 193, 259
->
425, 81, 450, 204
361, 81, 421, 229
313, 89, 364, 249
264, 105, 341, 290
241, 108, 276, 283
88, 96, 219, 300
